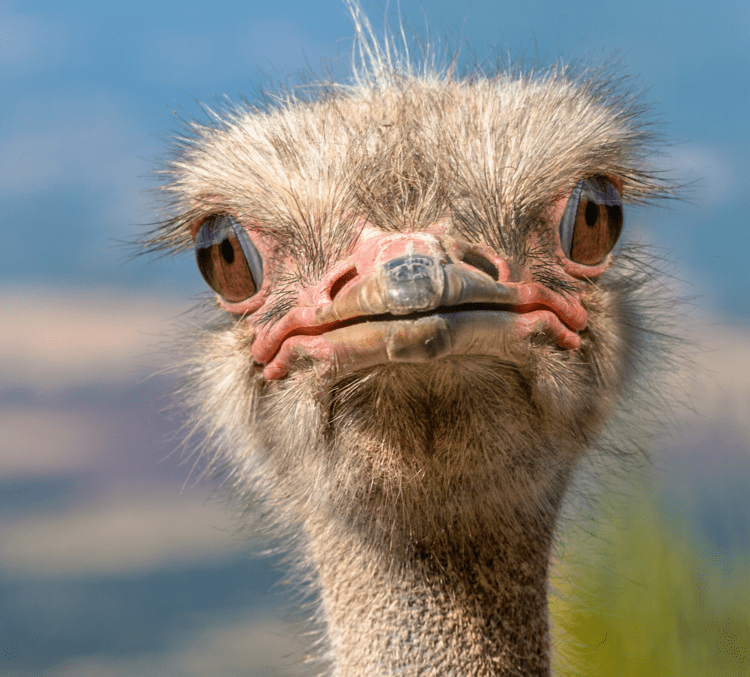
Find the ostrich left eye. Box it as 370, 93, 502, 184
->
195, 214, 264, 302
559, 177, 623, 266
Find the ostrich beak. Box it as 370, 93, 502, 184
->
252, 241, 588, 381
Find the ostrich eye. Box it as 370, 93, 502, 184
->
195, 215, 263, 302
559, 177, 623, 266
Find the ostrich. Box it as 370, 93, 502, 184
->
147, 5, 677, 676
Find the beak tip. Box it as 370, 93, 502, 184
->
380, 254, 445, 314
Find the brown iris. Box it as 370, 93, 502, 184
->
560, 177, 623, 266
195, 215, 263, 302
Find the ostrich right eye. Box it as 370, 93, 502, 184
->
195, 215, 264, 302
559, 176, 624, 266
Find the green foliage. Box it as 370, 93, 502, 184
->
551, 493, 750, 676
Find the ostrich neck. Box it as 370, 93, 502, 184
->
286, 359, 580, 675
307, 481, 559, 677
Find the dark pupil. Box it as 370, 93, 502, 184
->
221, 239, 235, 264
585, 201, 598, 226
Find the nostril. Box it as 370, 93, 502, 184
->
329, 267, 358, 300
461, 252, 500, 281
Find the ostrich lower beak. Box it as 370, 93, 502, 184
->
253, 253, 587, 381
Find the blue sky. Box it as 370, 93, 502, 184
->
1, 1, 749, 675
1, 0, 749, 322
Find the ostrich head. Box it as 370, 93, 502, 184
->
148, 5, 675, 675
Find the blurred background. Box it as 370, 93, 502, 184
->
1, 0, 748, 675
